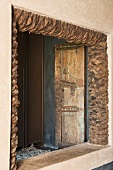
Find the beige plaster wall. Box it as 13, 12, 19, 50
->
107, 34, 113, 146
0, 0, 113, 169
0, 1, 11, 170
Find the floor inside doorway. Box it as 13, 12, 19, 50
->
16, 143, 75, 161
16, 145, 51, 161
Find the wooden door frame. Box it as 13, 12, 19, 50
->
11, 7, 108, 170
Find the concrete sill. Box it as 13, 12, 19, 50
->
17, 143, 113, 170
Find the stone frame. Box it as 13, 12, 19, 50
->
11, 7, 108, 170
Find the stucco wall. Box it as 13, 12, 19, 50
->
107, 33, 113, 146
0, 0, 113, 169
0, 1, 11, 170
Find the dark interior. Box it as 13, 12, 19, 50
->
17, 32, 67, 150
17, 32, 43, 149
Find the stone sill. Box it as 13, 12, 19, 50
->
17, 143, 113, 170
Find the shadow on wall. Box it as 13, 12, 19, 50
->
44, 36, 67, 146
92, 161, 113, 170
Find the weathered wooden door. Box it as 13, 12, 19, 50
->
55, 44, 85, 145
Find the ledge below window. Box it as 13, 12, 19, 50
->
17, 143, 113, 170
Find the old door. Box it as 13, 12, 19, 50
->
55, 44, 85, 145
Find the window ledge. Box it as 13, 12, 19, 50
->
17, 143, 113, 170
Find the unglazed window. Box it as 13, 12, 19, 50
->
11, 7, 108, 170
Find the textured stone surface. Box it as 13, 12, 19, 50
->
13, 8, 106, 46
88, 42, 108, 145
11, 20, 20, 170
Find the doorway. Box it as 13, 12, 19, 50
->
17, 32, 43, 149
17, 33, 86, 150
